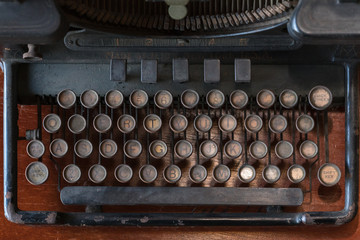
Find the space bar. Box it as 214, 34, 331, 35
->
60, 187, 303, 206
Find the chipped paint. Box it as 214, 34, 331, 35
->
140, 216, 149, 223
45, 212, 57, 224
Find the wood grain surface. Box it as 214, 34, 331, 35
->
0, 69, 359, 240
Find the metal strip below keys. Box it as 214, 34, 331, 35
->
60, 187, 304, 206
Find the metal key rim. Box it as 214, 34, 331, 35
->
287, 164, 306, 184
229, 89, 249, 110
93, 114, 112, 133
193, 114, 213, 133
256, 89, 275, 109
99, 139, 118, 159
149, 140, 168, 159
199, 139, 218, 159
268, 114, 288, 134
67, 114, 86, 134
129, 89, 149, 109
279, 89, 298, 109
317, 163, 341, 187
275, 140, 294, 159
123, 139, 143, 159
223, 140, 243, 159
49, 138, 68, 158
206, 89, 225, 109
43, 113, 62, 134
180, 89, 199, 109
114, 164, 133, 183
80, 89, 99, 109
143, 114, 162, 134
74, 139, 93, 158
189, 164, 208, 184
26, 139, 45, 159
299, 140, 318, 159
117, 114, 136, 134
57, 89, 76, 109
238, 164, 256, 183
218, 114, 237, 133
62, 164, 81, 184
295, 114, 315, 134
104, 89, 124, 109
244, 114, 263, 133
169, 114, 188, 133
174, 140, 193, 159
262, 164, 281, 184
88, 164, 107, 184
163, 164, 182, 183
25, 161, 49, 185
139, 164, 158, 183
249, 140, 268, 159
308, 85, 333, 111
212, 164, 231, 183
154, 90, 173, 109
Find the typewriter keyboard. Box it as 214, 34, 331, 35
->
17, 84, 346, 210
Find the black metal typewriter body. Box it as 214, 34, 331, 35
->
0, 0, 359, 226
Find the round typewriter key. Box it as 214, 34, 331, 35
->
309, 85, 333, 110
80, 89, 99, 109
169, 114, 188, 133
74, 139, 93, 158
256, 89, 275, 109
181, 89, 199, 109
143, 114, 162, 133
244, 114, 263, 133
124, 140, 142, 159
194, 114, 212, 133
287, 164, 306, 184
230, 90, 248, 109
299, 140, 318, 159
25, 161, 48, 185
279, 89, 298, 109
57, 89, 76, 109
105, 89, 123, 109
262, 165, 281, 184
218, 114, 237, 133
149, 140, 167, 159
189, 165, 207, 184
163, 164, 182, 183
249, 141, 268, 159
238, 164, 256, 183
130, 89, 148, 109
206, 89, 225, 109
275, 140, 293, 159
93, 114, 112, 133
269, 115, 287, 133
296, 114, 314, 134
88, 164, 107, 183
43, 113, 61, 133
154, 90, 173, 109
213, 164, 231, 183
68, 114, 86, 134
114, 164, 133, 183
117, 114, 136, 134
139, 164, 158, 183
62, 164, 81, 184
26, 140, 45, 159
224, 140, 242, 159
318, 163, 341, 187
49, 138, 68, 158
99, 139, 118, 158
199, 140, 218, 159
174, 140, 193, 159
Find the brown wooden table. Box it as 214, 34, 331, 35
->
0, 70, 359, 240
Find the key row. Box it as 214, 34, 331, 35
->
56, 86, 333, 111
26, 138, 319, 161
43, 112, 316, 135
25, 160, 341, 187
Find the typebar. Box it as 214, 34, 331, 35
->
60, 187, 304, 206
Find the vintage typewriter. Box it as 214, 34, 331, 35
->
0, 0, 359, 226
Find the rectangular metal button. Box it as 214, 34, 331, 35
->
173, 58, 189, 82
235, 59, 251, 83
141, 59, 158, 83
110, 59, 127, 82
204, 59, 220, 83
